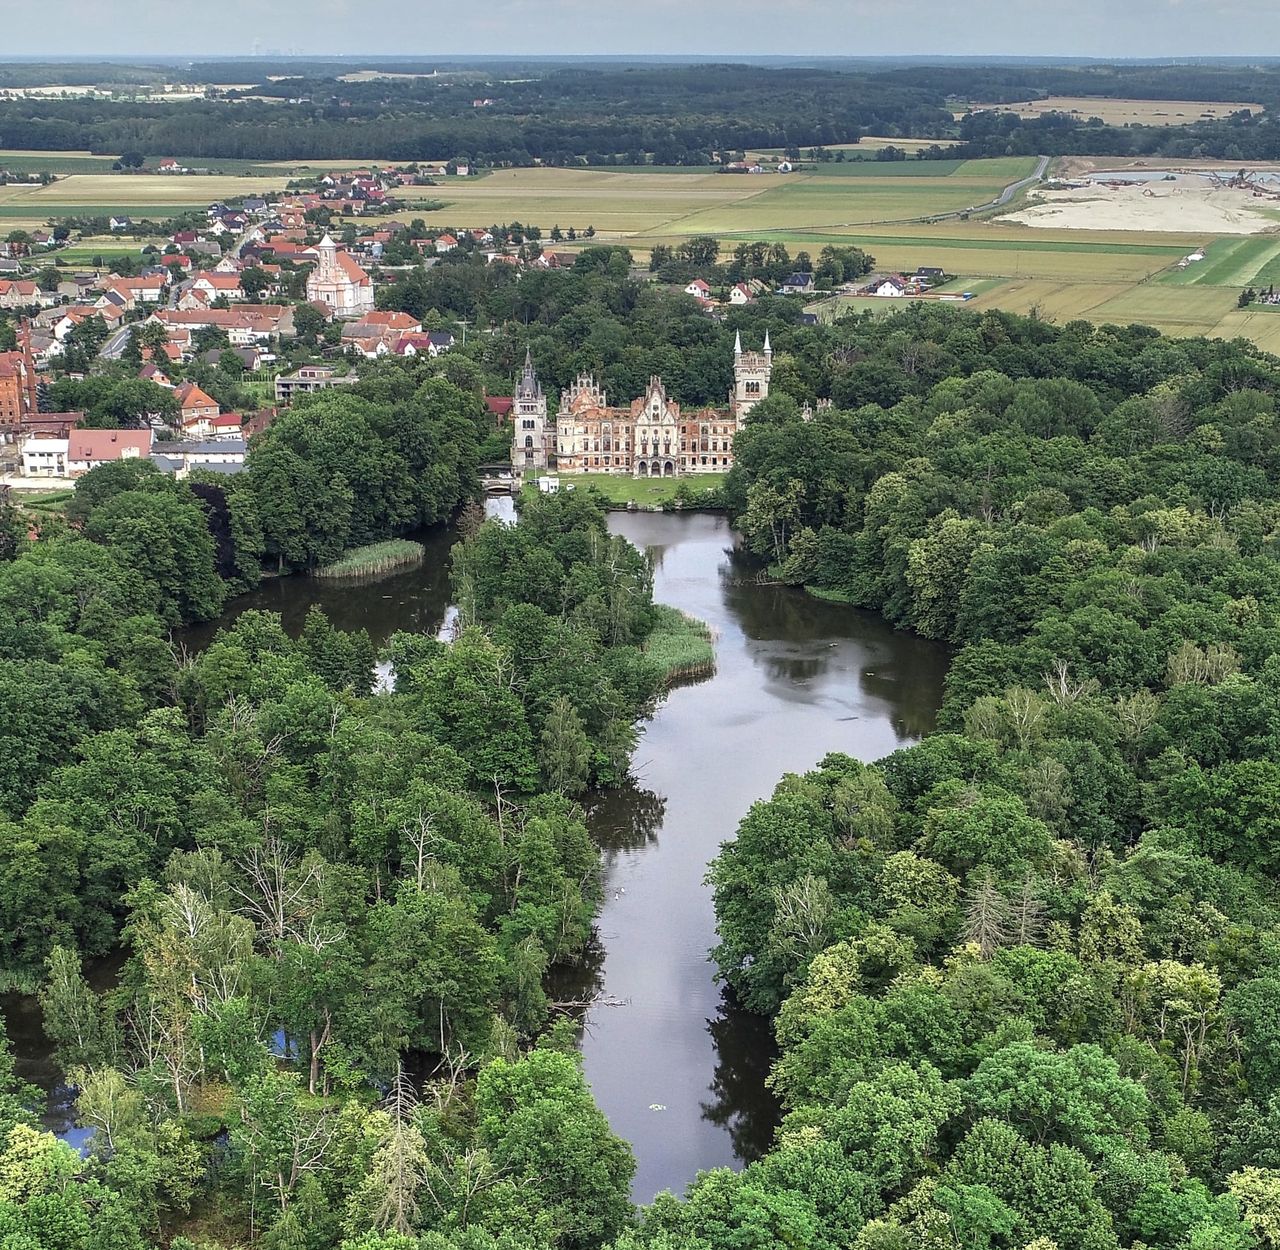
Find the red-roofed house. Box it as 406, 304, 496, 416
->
684, 279, 712, 298
354, 310, 421, 333
485, 395, 514, 420
210, 412, 243, 438
434, 233, 458, 254
175, 381, 220, 436
0, 280, 50, 310
191, 271, 245, 301
21, 427, 153, 477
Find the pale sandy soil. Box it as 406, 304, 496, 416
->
1003, 178, 1280, 234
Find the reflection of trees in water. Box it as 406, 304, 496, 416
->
545, 932, 608, 1036
721, 548, 948, 741
181, 523, 459, 653
585, 784, 668, 853
700, 986, 782, 1164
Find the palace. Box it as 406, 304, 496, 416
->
510, 333, 772, 478
305, 233, 375, 318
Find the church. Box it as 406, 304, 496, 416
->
305, 233, 375, 318
511, 333, 772, 478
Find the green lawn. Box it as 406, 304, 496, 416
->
529, 472, 727, 506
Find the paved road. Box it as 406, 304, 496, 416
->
994, 154, 1051, 208
100, 324, 134, 361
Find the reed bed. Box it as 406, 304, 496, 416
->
644, 604, 717, 687
314, 539, 425, 579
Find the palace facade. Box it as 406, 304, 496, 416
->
510, 334, 772, 478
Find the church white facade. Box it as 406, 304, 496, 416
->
306, 233, 375, 318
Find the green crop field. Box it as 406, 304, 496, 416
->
6, 152, 1280, 352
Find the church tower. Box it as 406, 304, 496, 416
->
315, 232, 338, 283
511, 349, 550, 476
732, 330, 772, 423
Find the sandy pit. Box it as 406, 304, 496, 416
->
1003, 176, 1280, 234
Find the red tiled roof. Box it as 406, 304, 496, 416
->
68, 428, 152, 462
175, 381, 218, 411
356, 310, 419, 330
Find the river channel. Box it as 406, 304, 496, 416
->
5, 507, 947, 1201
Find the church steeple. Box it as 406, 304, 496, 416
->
734, 329, 742, 357
316, 232, 338, 280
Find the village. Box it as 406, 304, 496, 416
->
0, 161, 956, 485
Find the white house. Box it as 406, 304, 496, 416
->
685, 279, 712, 298
728, 283, 755, 306
870, 275, 908, 298
21, 427, 153, 478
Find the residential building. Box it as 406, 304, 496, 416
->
149, 305, 296, 344
174, 381, 220, 436
274, 364, 359, 404
392, 330, 454, 358
151, 437, 246, 478
0, 279, 50, 310
191, 271, 245, 301
21, 427, 153, 477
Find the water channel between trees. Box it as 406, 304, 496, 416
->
5, 505, 948, 1202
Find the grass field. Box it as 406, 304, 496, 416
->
958, 96, 1263, 126
534, 472, 728, 506
0, 172, 292, 229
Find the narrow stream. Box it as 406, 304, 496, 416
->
4, 505, 947, 1201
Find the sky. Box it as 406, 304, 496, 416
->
0, 0, 1276, 59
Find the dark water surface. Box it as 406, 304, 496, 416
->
5, 505, 947, 1199
563, 512, 947, 1201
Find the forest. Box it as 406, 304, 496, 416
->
7, 272, 1280, 1247
707, 302, 1280, 1250
4, 59, 1280, 164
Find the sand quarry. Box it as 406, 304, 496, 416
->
1003, 173, 1280, 235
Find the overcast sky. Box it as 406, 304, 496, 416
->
2, 0, 1275, 59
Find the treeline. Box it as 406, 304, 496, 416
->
956, 108, 1280, 162
697, 303, 1280, 1249
6, 61, 1280, 165
374, 244, 818, 414
0, 64, 955, 164
884, 61, 1280, 107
